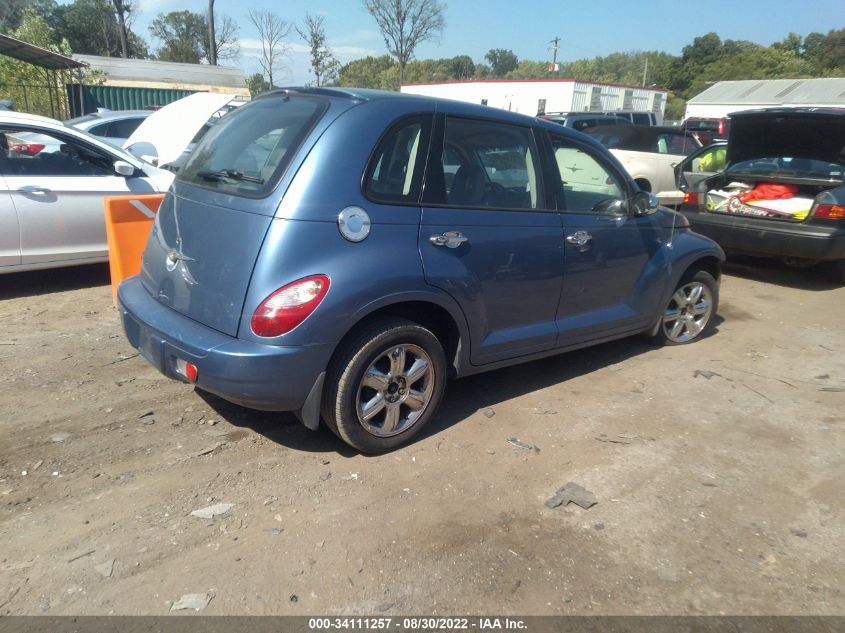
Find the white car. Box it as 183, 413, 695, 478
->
585, 126, 701, 206
1, 94, 242, 274
65, 108, 152, 147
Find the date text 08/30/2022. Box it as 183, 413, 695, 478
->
308, 618, 528, 630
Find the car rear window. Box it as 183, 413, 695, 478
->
177, 95, 327, 198
729, 157, 844, 181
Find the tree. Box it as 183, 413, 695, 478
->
363, 0, 445, 85
149, 10, 206, 63
247, 72, 271, 96
485, 48, 518, 77
205, 12, 239, 63
336, 54, 397, 90
296, 13, 339, 87
50, 0, 147, 58
112, 0, 130, 57
248, 9, 291, 88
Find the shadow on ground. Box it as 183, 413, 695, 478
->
0, 263, 111, 300
198, 318, 722, 455
723, 256, 843, 291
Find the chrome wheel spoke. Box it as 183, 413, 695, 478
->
686, 319, 703, 337
383, 405, 401, 433
670, 319, 685, 340
688, 284, 703, 304
663, 308, 681, 323
405, 389, 427, 411
672, 289, 688, 308
691, 299, 710, 316
362, 367, 389, 391
404, 358, 429, 386
360, 394, 386, 422
389, 346, 406, 378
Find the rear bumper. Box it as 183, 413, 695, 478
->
118, 276, 334, 412
682, 209, 845, 261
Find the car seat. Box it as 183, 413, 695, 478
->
449, 164, 486, 206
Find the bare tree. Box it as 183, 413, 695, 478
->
363, 0, 445, 85
211, 13, 239, 62
296, 12, 340, 87
248, 9, 291, 88
207, 0, 216, 64
112, 0, 131, 58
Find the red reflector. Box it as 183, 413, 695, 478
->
251, 274, 330, 337
175, 358, 198, 382
683, 191, 699, 205
814, 204, 845, 219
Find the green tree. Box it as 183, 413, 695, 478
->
802, 28, 845, 74
247, 72, 271, 96
336, 54, 397, 90
149, 10, 206, 63
485, 48, 518, 77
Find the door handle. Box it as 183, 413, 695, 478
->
17, 186, 50, 194
565, 230, 593, 252
429, 231, 469, 249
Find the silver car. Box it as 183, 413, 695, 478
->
65, 108, 152, 147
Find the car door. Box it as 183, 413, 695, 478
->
420, 114, 564, 366
547, 133, 665, 346
0, 166, 21, 268
1, 125, 157, 266
674, 142, 727, 195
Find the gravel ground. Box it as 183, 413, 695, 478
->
0, 259, 843, 615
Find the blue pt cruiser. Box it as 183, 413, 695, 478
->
118, 88, 724, 452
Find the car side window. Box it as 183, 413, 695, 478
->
691, 145, 727, 173
110, 117, 145, 139
88, 122, 111, 137
549, 134, 626, 214
0, 127, 113, 177
365, 115, 431, 204
438, 116, 542, 210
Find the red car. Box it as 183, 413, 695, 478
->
681, 117, 729, 145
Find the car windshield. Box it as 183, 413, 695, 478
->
177, 95, 327, 198
728, 156, 845, 182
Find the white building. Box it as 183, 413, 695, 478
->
400, 79, 667, 122
684, 78, 845, 120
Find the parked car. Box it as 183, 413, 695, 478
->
586, 125, 701, 205
117, 87, 724, 453
65, 108, 152, 147
675, 108, 845, 282
0, 110, 174, 274
539, 112, 632, 132
681, 117, 730, 145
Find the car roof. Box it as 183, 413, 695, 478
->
1, 110, 64, 127
729, 106, 845, 119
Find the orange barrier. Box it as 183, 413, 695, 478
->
103, 194, 165, 305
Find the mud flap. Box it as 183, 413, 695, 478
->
295, 371, 325, 430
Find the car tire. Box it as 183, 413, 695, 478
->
648, 269, 718, 346
321, 317, 447, 453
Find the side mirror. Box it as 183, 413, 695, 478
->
114, 160, 135, 177
630, 190, 660, 216
125, 142, 158, 166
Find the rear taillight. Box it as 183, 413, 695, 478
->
251, 275, 330, 337
11, 143, 45, 155
718, 120, 727, 137
683, 191, 700, 205
813, 204, 845, 219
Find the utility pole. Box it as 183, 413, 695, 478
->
642, 56, 648, 86
208, 0, 217, 65
549, 36, 560, 72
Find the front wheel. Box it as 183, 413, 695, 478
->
322, 318, 447, 453
649, 270, 718, 346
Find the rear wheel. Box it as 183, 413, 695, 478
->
322, 318, 447, 453
649, 270, 718, 346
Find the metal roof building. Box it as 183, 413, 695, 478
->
72, 54, 249, 96
685, 78, 845, 119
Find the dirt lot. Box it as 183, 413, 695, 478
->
0, 260, 843, 616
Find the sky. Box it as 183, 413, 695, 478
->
122, 0, 845, 84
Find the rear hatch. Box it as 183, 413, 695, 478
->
702, 109, 845, 222
139, 94, 331, 336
